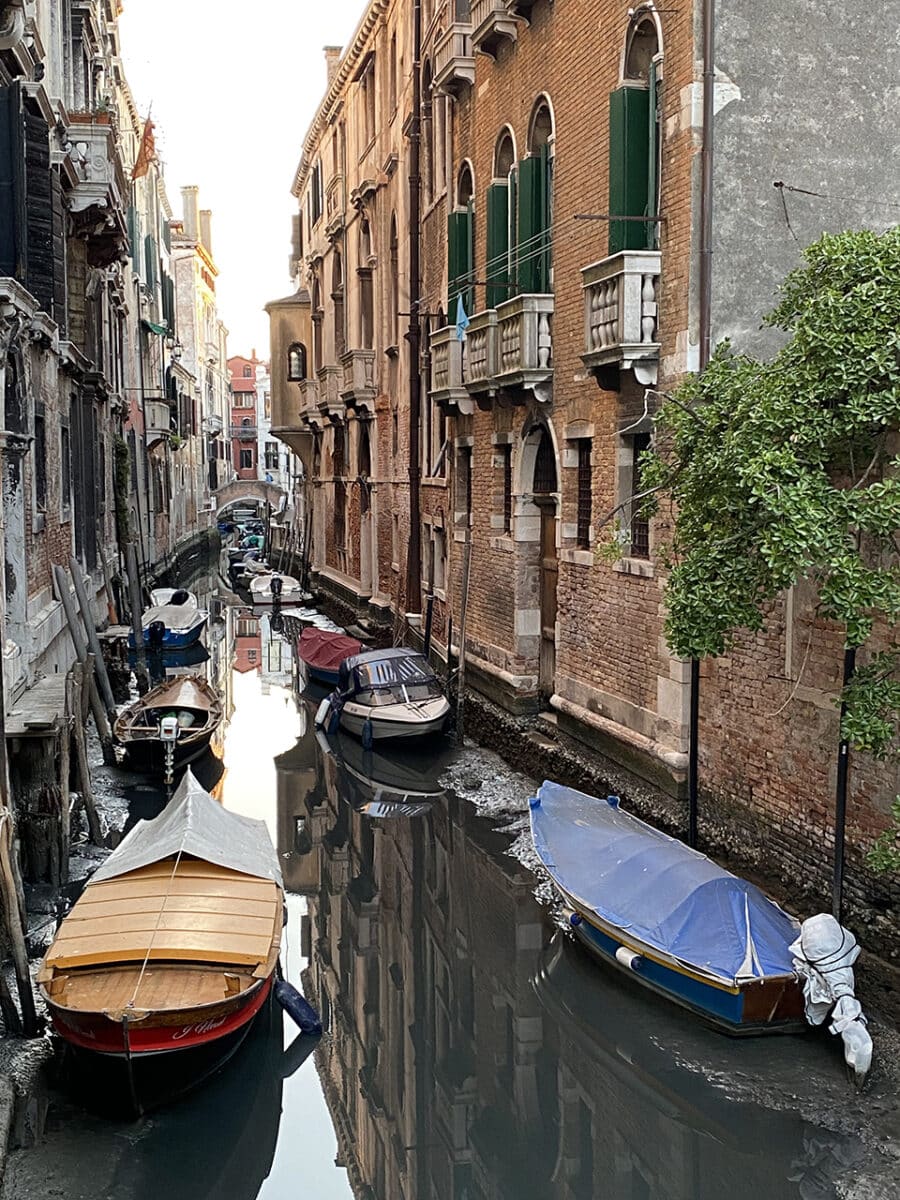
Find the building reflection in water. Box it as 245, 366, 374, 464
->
273, 703, 859, 1200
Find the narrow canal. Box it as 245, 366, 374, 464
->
4, 571, 896, 1199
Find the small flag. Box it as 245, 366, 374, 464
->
455, 294, 470, 343
131, 117, 156, 181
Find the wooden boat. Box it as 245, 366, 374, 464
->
38, 770, 283, 1113
149, 588, 198, 610
128, 600, 208, 650
297, 628, 362, 687
530, 782, 805, 1035
114, 676, 224, 771
316, 648, 450, 744
249, 572, 309, 605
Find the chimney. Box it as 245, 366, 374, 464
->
324, 45, 342, 87
181, 186, 200, 241
199, 210, 213, 255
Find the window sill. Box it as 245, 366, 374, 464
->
422, 475, 447, 487
432, 587, 447, 603
391, 561, 399, 573
33, 511, 45, 534
559, 547, 593, 567
613, 556, 654, 579
489, 534, 514, 552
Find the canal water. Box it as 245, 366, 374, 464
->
3, 574, 891, 1199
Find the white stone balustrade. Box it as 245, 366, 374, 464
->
434, 23, 476, 95
430, 325, 472, 415
581, 250, 661, 383
67, 115, 127, 219
471, 0, 519, 57
340, 349, 376, 411
463, 309, 498, 392
316, 365, 343, 418
494, 294, 553, 390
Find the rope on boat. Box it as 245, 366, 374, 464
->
127, 846, 185, 1012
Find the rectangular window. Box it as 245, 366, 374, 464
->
630, 432, 651, 559
456, 445, 472, 525
576, 439, 592, 549
34, 407, 46, 512
502, 444, 513, 532
434, 527, 446, 591
447, 204, 474, 316
239, 448, 253, 470
486, 182, 510, 308
60, 422, 71, 517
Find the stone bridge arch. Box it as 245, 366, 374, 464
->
214, 479, 287, 513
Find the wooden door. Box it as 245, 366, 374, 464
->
539, 502, 558, 701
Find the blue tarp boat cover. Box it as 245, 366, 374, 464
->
531, 781, 799, 984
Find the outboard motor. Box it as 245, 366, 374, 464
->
271, 574, 283, 599
170, 589, 190, 606
147, 619, 166, 650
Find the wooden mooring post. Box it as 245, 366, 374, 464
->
125, 541, 150, 695
68, 556, 117, 720
52, 564, 114, 764
71, 660, 104, 846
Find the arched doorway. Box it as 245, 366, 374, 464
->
520, 423, 558, 702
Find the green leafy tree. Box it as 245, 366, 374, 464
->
636, 228, 900, 869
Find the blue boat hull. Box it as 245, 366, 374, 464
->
563, 898, 804, 1035
128, 619, 207, 650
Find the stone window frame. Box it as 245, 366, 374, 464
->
560, 420, 595, 562
453, 434, 474, 540
613, 414, 655, 578
32, 399, 46, 533
489, 431, 515, 549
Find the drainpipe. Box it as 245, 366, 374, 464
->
688, 0, 715, 848
404, 0, 423, 617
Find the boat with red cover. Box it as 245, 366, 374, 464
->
38, 770, 284, 1113
297, 627, 362, 687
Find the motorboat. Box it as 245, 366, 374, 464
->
317, 729, 444, 818
530, 781, 805, 1034
297, 628, 362, 687
249, 573, 309, 605
114, 675, 224, 772
38, 770, 283, 1115
128, 598, 208, 650
149, 588, 198, 610
316, 648, 451, 744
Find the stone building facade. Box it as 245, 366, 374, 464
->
272, 0, 900, 927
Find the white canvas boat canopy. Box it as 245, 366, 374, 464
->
91, 770, 283, 888
141, 603, 208, 633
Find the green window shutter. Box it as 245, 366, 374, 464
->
486, 182, 509, 309
517, 154, 551, 294
465, 199, 474, 315
447, 208, 472, 316
647, 61, 659, 250
608, 85, 651, 254
144, 233, 157, 291
127, 205, 139, 266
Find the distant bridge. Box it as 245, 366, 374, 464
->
214, 479, 287, 513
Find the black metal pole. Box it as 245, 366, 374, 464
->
404, 0, 423, 617
833, 646, 857, 923
688, 0, 716, 848
422, 593, 434, 660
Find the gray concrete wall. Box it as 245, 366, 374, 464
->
712, 1, 900, 356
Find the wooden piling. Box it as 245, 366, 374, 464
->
99, 551, 119, 624
68, 556, 117, 720
125, 542, 150, 695
72, 661, 104, 846
52, 564, 114, 762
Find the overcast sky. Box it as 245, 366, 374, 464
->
119, 1, 365, 359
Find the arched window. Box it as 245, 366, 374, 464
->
287, 343, 307, 381
358, 220, 374, 349
389, 214, 399, 346
518, 100, 554, 294
448, 163, 475, 314
332, 249, 345, 358
487, 129, 517, 306
610, 8, 662, 253
423, 59, 434, 204
533, 426, 558, 495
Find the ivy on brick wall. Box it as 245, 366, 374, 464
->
638, 228, 900, 871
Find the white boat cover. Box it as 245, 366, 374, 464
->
90, 769, 283, 888
149, 588, 198, 609
789, 913, 872, 1083
141, 604, 208, 633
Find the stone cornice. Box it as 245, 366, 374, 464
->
291, 0, 389, 199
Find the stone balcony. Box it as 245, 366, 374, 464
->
434, 23, 476, 96
340, 349, 376, 413
326, 174, 345, 241
507, 0, 539, 19
230, 424, 258, 440
145, 399, 174, 443
430, 325, 473, 416
462, 308, 498, 395
66, 112, 128, 266
494, 294, 553, 393
470, 0, 518, 57
316, 365, 343, 420
581, 250, 661, 386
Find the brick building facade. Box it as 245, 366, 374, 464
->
272, 0, 900, 929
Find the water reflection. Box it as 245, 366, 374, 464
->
297, 730, 856, 1200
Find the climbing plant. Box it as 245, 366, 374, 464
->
634, 228, 900, 868
113, 435, 132, 547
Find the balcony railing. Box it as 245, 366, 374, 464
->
494, 294, 553, 392
146, 400, 174, 441
316, 365, 343, 419
462, 309, 498, 393
470, 0, 519, 57
340, 349, 376, 412
430, 325, 473, 415
507, 0, 539, 19
230, 424, 258, 440
581, 250, 661, 385
67, 113, 128, 265
434, 23, 476, 95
